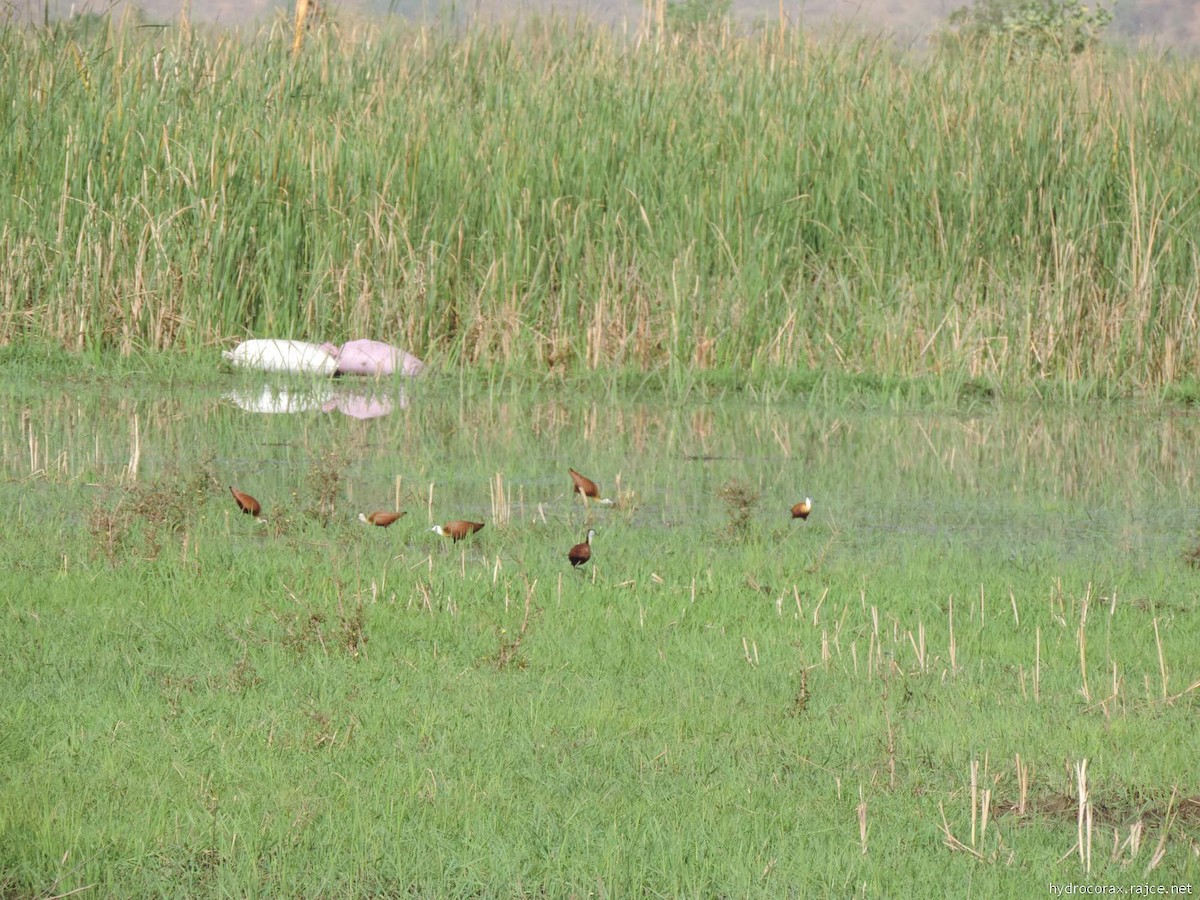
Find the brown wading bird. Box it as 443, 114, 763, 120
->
568, 468, 615, 506
791, 498, 813, 520
229, 486, 262, 517
359, 511, 405, 528
429, 520, 486, 542
568, 529, 595, 568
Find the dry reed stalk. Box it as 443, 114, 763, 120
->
742, 637, 758, 667
292, 0, 312, 55
811, 588, 827, 626
909, 620, 926, 672
1076, 758, 1092, 874
1163, 677, 1200, 705
122, 413, 141, 483
971, 758, 979, 847
1112, 819, 1143, 863
489, 472, 510, 527
1015, 754, 1028, 815
1144, 788, 1177, 875
857, 784, 868, 855
937, 803, 986, 861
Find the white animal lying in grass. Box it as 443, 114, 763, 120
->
222, 340, 340, 376
222, 338, 426, 377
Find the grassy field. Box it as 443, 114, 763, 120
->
1, 369, 1199, 895
2, 15, 1200, 390
4, 6, 1200, 894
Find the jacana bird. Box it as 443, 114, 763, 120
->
568, 468, 615, 506
429, 520, 486, 542
229, 485, 262, 517
568, 529, 595, 568
791, 497, 813, 520
359, 511, 405, 528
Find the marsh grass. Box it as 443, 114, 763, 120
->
3, 379, 1200, 894
3, 17, 1200, 389
86, 459, 220, 562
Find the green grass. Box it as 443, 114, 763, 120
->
3, 16, 1200, 390
1, 376, 1199, 895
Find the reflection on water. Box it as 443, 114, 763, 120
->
225, 385, 333, 415
2, 378, 1199, 552
224, 384, 407, 419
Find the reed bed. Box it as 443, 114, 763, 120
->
2, 15, 1199, 387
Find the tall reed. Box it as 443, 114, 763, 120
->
2, 15, 1198, 387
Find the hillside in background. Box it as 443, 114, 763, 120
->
6, 0, 1200, 49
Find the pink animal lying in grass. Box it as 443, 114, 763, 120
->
324, 340, 427, 377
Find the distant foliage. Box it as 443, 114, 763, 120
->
946, 0, 1113, 57
665, 0, 731, 34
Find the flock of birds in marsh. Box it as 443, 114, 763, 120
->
229, 469, 813, 569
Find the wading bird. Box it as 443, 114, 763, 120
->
359, 511, 405, 528
429, 520, 486, 542
569, 468, 615, 506
229, 486, 262, 517
568, 529, 595, 568
791, 498, 813, 520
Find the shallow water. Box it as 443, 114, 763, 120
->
1, 374, 1197, 559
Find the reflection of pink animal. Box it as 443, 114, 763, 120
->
321, 393, 398, 420
326, 340, 426, 377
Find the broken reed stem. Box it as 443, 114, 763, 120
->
937, 802, 986, 861
917, 619, 926, 672
1015, 753, 1028, 815
1145, 788, 1177, 875
1076, 758, 1092, 875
